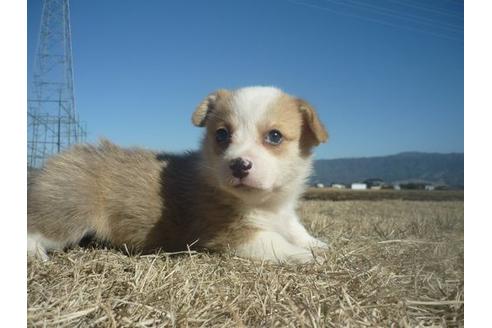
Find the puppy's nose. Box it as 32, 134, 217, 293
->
229, 158, 253, 179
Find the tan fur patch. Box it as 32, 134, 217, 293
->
259, 94, 303, 156
192, 89, 232, 127
202, 94, 237, 156
298, 99, 329, 144
254, 95, 328, 158
27, 141, 256, 254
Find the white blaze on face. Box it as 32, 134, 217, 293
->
218, 87, 286, 191
196, 85, 327, 204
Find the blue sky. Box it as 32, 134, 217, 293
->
27, 0, 463, 159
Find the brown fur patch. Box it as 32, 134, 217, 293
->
192, 89, 232, 127
259, 94, 304, 156
253, 94, 328, 158
206, 121, 234, 156
297, 99, 329, 157
298, 99, 328, 143
201, 93, 240, 156
27, 141, 256, 254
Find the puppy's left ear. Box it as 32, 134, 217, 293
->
298, 99, 329, 146
192, 89, 230, 127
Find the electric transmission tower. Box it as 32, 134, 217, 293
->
28, 0, 86, 169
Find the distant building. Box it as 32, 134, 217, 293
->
393, 184, 401, 190
331, 183, 346, 189
363, 178, 384, 188
315, 183, 325, 188
351, 183, 367, 190
381, 183, 394, 190
425, 185, 435, 191
400, 182, 426, 190
370, 185, 382, 190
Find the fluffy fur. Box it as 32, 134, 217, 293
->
27, 86, 329, 263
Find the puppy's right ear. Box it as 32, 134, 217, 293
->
192, 89, 230, 127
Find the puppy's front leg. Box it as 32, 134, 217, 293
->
284, 215, 328, 250
235, 230, 315, 264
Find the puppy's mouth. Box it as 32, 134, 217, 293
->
228, 177, 267, 191
233, 183, 260, 191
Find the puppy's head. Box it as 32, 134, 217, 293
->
193, 86, 328, 202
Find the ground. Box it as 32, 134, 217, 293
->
27, 197, 464, 327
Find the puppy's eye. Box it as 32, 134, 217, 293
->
265, 130, 283, 145
215, 128, 230, 144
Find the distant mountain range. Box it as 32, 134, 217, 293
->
312, 152, 464, 187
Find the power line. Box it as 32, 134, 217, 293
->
324, 0, 463, 32
385, 0, 464, 20
286, 0, 462, 42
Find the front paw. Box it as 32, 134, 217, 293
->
295, 237, 329, 250
285, 250, 317, 264
309, 238, 329, 249
285, 249, 327, 265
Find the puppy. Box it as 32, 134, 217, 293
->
27, 86, 329, 263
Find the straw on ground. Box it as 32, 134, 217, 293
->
28, 200, 463, 327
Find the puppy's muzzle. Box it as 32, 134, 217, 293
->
229, 158, 252, 179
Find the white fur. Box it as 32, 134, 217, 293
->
220, 87, 284, 191
216, 86, 311, 194
27, 232, 64, 261
210, 86, 328, 263
231, 86, 284, 122
239, 206, 328, 263
235, 230, 314, 264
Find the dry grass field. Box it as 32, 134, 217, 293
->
303, 188, 464, 202
27, 199, 463, 327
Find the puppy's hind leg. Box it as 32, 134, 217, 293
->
27, 232, 65, 261
27, 223, 94, 261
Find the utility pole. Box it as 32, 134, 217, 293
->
28, 0, 86, 169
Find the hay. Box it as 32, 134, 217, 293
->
28, 200, 463, 327
303, 189, 464, 201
